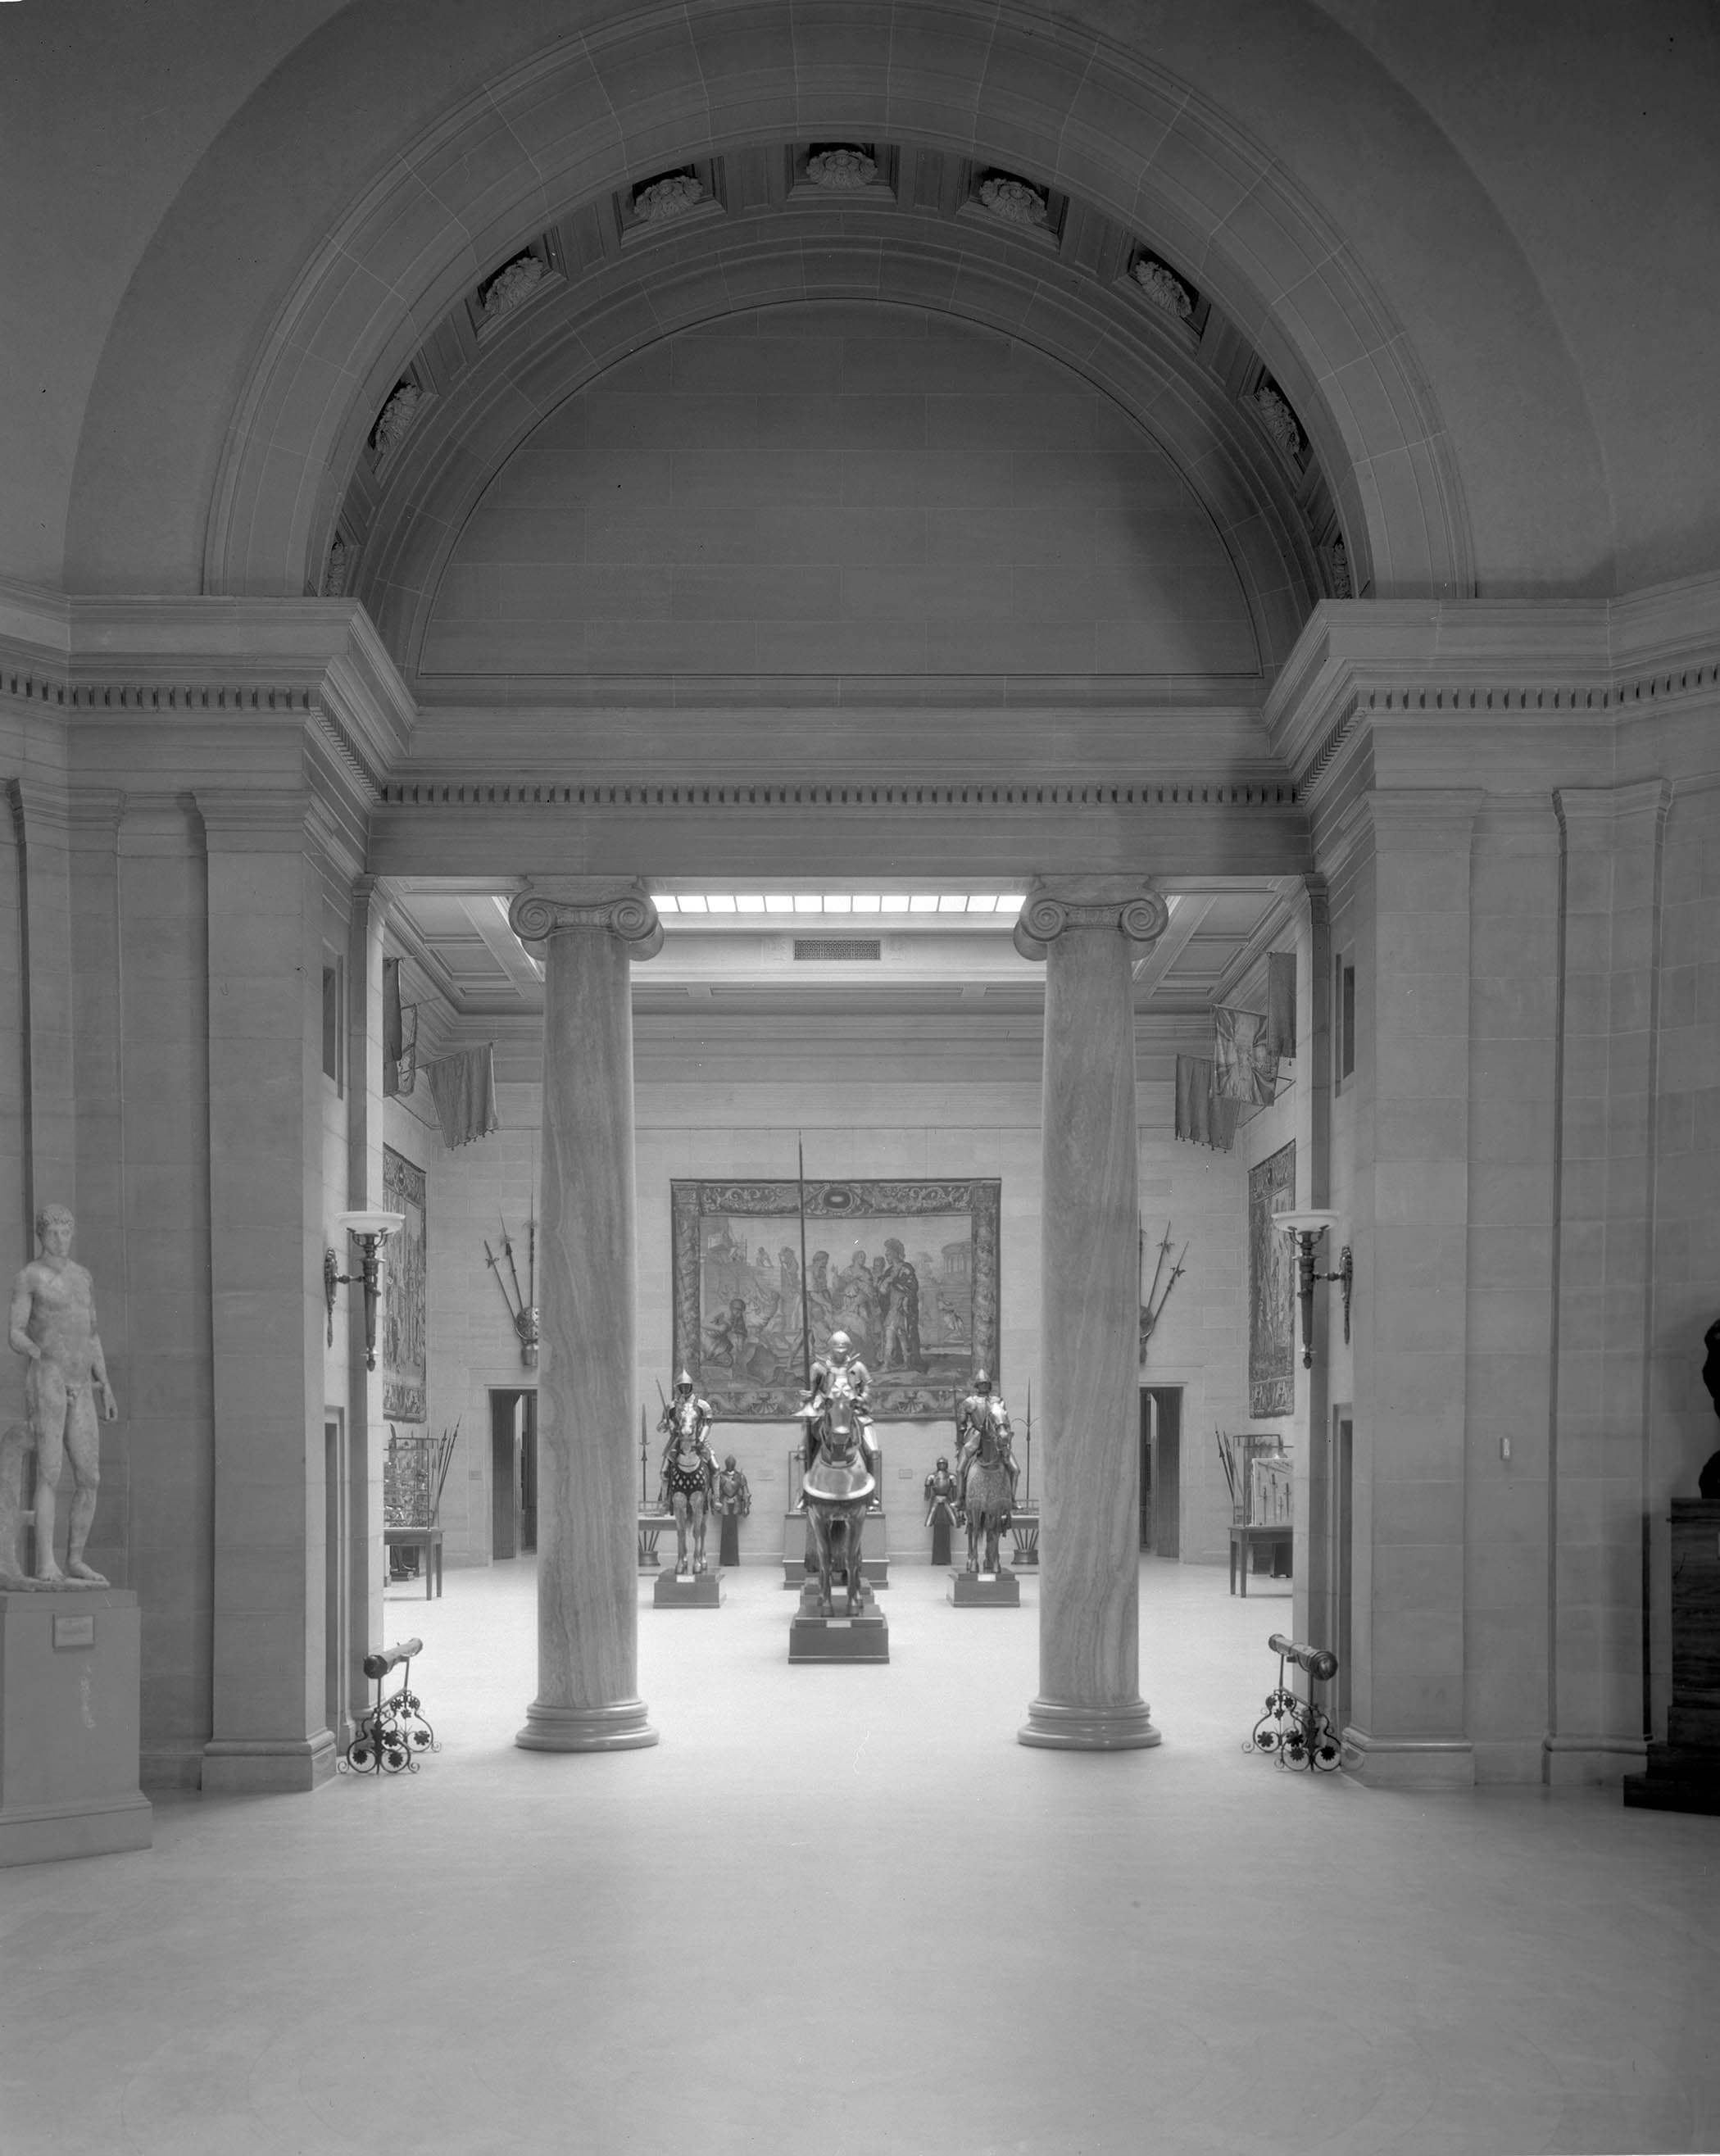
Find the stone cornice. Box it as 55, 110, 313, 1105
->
377, 778, 1301, 812
0, 586, 413, 800
1268, 583, 1720, 807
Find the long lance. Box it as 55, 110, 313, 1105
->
796, 1133, 812, 1394
639, 1405, 648, 1505
500, 1214, 527, 1318
526, 1214, 535, 1319
483, 1237, 520, 1325
1023, 1382, 1032, 1504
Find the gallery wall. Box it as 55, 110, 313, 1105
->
405, 1005, 1259, 1573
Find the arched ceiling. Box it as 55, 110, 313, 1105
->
20, 1, 1715, 608
340, 152, 1347, 687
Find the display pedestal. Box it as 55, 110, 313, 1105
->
930, 1520, 953, 1568
950, 1567, 1021, 1607
718, 1515, 741, 1568
781, 1509, 889, 1589
788, 1576, 890, 1663
0, 1587, 152, 1866
652, 1568, 723, 1609
1625, 1500, 1720, 1814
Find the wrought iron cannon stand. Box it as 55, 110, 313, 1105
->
1245, 1631, 1342, 1772
338, 1636, 439, 1776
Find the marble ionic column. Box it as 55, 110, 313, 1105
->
1015, 880, 1169, 1750
508, 882, 662, 1753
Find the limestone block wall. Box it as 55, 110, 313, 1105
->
420, 306, 1259, 690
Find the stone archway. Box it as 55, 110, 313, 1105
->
200, 5, 1474, 610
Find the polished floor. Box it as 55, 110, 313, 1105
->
2, 1555, 1716, 2155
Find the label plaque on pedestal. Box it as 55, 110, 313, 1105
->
652, 1568, 724, 1609
950, 1568, 1022, 1607
0, 1587, 152, 1866
788, 1577, 890, 1663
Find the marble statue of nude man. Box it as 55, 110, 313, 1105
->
9, 1204, 117, 1585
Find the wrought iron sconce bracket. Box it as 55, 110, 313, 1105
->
1277, 1210, 1354, 1368
324, 1210, 406, 1370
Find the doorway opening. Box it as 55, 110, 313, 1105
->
1139, 1387, 1182, 1558
490, 1388, 538, 1558
1333, 1405, 1354, 1732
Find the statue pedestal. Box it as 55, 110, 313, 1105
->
788, 1577, 890, 1663
0, 1586, 152, 1866
718, 1515, 741, 1568
781, 1509, 889, 1589
950, 1568, 1022, 1608
1626, 1500, 1720, 1814
652, 1568, 723, 1609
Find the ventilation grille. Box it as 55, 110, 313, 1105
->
793, 937, 882, 961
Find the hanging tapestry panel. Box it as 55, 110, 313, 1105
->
1248, 1141, 1296, 1418
382, 1145, 428, 1423
671, 1178, 1001, 1420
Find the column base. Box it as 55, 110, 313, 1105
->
1018, 1697, 1162, 1750
515, 1698, 659, 1752
1340, 1728, 1474, 1790
202, 1732, 338, 1795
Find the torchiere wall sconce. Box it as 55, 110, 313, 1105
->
324, 1210, 406, 1369
1277, 1210, 1354, 1367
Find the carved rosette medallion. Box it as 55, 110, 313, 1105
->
806, 147, 876, 190
1250, 384, 1303, 460
482, 253, 545, 319
371, 380, 423, 456
1013, 882, 1169, 960
633, 172, 705, 223
509, 885, 664, 959
978, 174, 1049, 228
1132, 256, 1193, 320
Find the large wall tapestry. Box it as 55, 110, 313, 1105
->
671, 1179, 1001, 1419
382, 1145, 427, 1423
1248, 1142, 1296, 1418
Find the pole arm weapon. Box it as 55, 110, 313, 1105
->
500, 1214, 527, 1315
483, 1238, 521, 1325
1024, 1381, 1032, 1504
796, 1133, 812, 1395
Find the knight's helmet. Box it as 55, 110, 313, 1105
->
971, 1367, 992, 1391
675, 1368, 695, 1391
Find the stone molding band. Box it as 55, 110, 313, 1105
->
508, 886, 664, 959
1013, 883, 1170, 960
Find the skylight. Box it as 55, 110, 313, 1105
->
653, 893, 1026, 915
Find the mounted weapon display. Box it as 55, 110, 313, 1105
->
484, 1215, 539, 1366
1139, 1219, 1189, 1362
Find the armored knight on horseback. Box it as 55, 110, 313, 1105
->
796, 1330, 881, 1617
656, 1369, 719, 1577
954, 1368, 1019, 1575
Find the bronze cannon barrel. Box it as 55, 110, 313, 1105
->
1268, 1632, 1338, 1684
363, 1638, 424, 1679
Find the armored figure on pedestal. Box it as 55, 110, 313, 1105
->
955, 1368, 1019, 1576
656, 1370, 718, 1577
714, 1453, 751, 1568
924, 1456, 960, 1568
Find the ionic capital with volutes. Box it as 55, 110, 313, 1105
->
1012, 878, 1169, 961
507, 878, 663, 960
